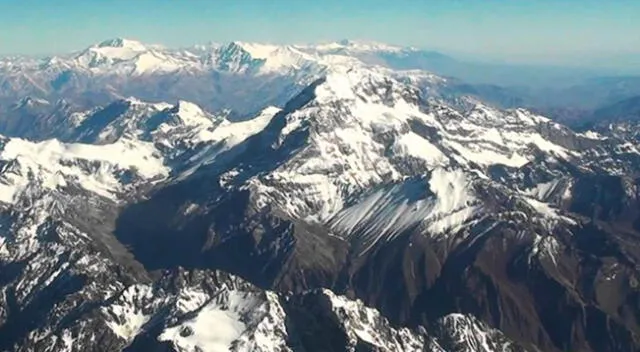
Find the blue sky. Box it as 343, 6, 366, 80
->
0, 0, 638, 69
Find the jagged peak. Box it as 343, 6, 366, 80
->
204, 42, 264, 72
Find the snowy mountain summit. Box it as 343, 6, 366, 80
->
96, 38, 149, 49
0, 39, 640, 352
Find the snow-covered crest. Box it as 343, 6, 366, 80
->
243, 66, 582, 230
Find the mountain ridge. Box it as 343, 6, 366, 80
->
4, 37, 638, 122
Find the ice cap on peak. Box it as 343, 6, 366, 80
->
96, 38, 147, 50
169, 100, 213, 126
174, 100, 204, 114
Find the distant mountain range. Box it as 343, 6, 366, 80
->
1, 38, 638, 119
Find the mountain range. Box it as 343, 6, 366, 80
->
1, 38, 640, 351
3, 38, 640, 120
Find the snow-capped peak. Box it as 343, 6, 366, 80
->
83, 38, 149, 60
236, 66, 585, 251
170, 100, 213, 126
95, 38, 148, 51
313, 67, 398, 102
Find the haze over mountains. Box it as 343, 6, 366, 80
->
0, 37, 640, 351
2, 38, 639, 119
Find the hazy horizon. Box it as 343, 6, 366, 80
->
1, 0, 638, 72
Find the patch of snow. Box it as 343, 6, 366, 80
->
530, 234, 562, 266
426, 168, 479, 234
0, 137, 168, 203
103, 285, 155, 342
132, 52, 183, 75
439, 314, 503, 352
443, 139, 529, 168
391, 132, 449, 167
159, 289, 288, 352
162, 300, 245, 351
173, 100, 213, 127
502, 131, 573, 159
521, 196, 575, 225
314, 71, 360, 102
198, 106, 279, 145
322, 289, 425, 350
578, 130, 607, 140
